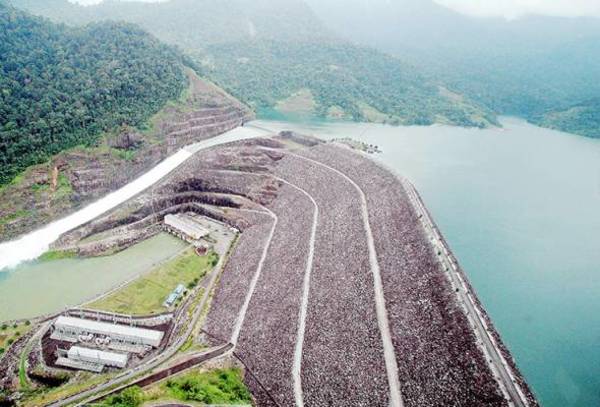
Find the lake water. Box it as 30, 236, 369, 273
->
0, 233, 186, 322
255, 117, 600, 407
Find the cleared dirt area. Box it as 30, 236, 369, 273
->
35, 133, 537, 407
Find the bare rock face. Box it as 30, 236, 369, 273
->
109, 131, 143, 150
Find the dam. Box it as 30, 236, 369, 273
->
1, 118, 598, 406
0, 131, 535, 406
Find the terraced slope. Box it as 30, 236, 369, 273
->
0, 70, 253, 242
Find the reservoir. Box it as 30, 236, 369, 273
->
0, 233, 186, 322
1, 117, 598, 406
255, 117, 600, 407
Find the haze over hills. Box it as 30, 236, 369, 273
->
306, 0, 600, 137
11, 0, 497, 128
14, 0, 334, 46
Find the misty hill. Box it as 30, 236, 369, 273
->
306, 0, 600, 137
204, 40, 495, 126
12, 0, 333, 47
534, 99, 600, 139
11, 0, 497, 128
0, 1, 189, 185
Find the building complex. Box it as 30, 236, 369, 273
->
51, 316, 164, 372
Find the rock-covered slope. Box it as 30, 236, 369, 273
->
51, 133, 537, 406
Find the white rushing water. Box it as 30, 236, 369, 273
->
0, 125, 267, 271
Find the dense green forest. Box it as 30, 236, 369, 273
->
204, 41, 496, 126
11, 0, 495, 128
306, 0, 600, 138
11, 0, 600, 138
0, 2, 188, 185
532, 99, 600, 139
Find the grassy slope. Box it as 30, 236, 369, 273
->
102, 368, 252, 406
87, 249, 217, 315
0, 321, 32, 352
22, 372, 112, 407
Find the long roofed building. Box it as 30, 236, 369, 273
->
164, 213, 210, 242
51, 316, 163, 348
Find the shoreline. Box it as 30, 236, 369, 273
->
399, 175, 538, 406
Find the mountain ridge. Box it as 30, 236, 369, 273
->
305, 0, 600, 137
0, 1, 189, 185
11, 0, 498, 128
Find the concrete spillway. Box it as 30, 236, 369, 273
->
0, 125, 267, 271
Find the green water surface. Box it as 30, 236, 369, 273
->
0, 233, 187, 321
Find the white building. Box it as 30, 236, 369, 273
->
163, 283, 186, 308
164, 214, 209, 241
67, 346, 128, 369
52, 316, 163, 348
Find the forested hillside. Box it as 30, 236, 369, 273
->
306, 0, 600, 138
11, 0, 496, 128
205, 41, 496, 126
533, 99, 600, 139
0, 2, 187, 184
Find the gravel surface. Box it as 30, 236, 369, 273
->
235, 183, 314, 406
43, 138, 534, 407
273, 155, 391, 406
300, 145, 510, 406
203, 209, 274, 344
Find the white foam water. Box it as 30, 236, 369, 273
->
0, 125, 267, 271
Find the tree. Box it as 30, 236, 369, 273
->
102, 386, 144, 407
0, 3, 188, 185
